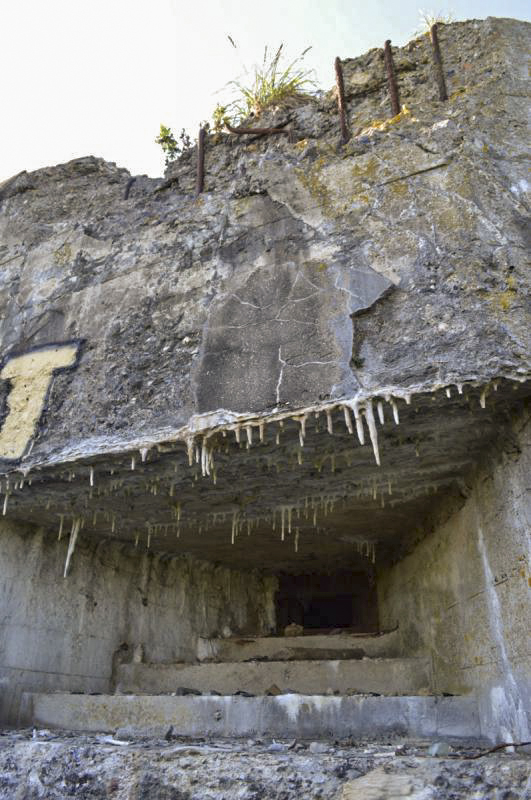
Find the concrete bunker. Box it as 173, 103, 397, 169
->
0, 16, 529, 748
1, 380, 529, 744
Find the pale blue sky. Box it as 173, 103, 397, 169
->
0, 0, 529, 179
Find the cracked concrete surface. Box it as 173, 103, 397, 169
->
0, 18, 528, 574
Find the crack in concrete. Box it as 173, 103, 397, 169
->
230, 294, 261, 309
275, 346, 286, 405
377, 161, 450, 186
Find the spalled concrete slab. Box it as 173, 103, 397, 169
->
23, 692, 482, 740
116, 657, 431, 696
196, 629, 402, 662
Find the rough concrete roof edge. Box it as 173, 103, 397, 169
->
13, 374, 530, 474
0, 15, 529, 185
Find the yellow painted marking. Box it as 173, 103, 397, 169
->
0, 343, 78, 460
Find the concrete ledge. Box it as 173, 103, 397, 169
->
24, 692, 482, 740
196, 630, 403, 662
116, 657, 431, 695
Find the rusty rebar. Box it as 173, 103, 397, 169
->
430, 23, 448, 101
383, 40, 400, 116
195, 126, 206, 196
334, 57, 350, 144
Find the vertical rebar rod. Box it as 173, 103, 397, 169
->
196, 126, 206, 196
334, 57, 350, 144
430, 23, 448, 101
383, 40, 400, 117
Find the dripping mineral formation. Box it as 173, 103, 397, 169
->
0, 17, 529, 762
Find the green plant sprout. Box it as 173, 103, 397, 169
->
415, 9, 455, 36
155, 125, 192, 167
213, 41, 316, 130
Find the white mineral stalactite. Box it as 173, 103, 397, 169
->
200, 439, 210, 477
364, 399, 381, 466
57, 514, 64, 540
377, 400, 385, 425
231, 511, 238, 545
350, 400, 365, 445
343, 405, 353, 434
63, 517, 81, 578
186, 437, 194, 466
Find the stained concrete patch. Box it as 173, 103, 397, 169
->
24, 693, 482, 740
195, 251, 392, 413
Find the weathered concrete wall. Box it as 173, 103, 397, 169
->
378, 411, 531, 742
0, 521, 276, 725
0, 18, 528, 473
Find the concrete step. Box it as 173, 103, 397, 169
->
197, 629, 402, 663
22, 692, 482, 741
116, 657, 431, 696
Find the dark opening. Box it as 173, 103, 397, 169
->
275, 571, 378, 634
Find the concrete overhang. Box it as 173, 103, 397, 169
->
3, 377, 528, 573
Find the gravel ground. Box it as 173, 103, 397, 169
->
0, 729, 529, 799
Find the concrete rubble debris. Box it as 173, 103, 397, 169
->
309, 741, 329, 753
284, 623, 305, 637
427, 741, 451, 757
0, 730, 530, 799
